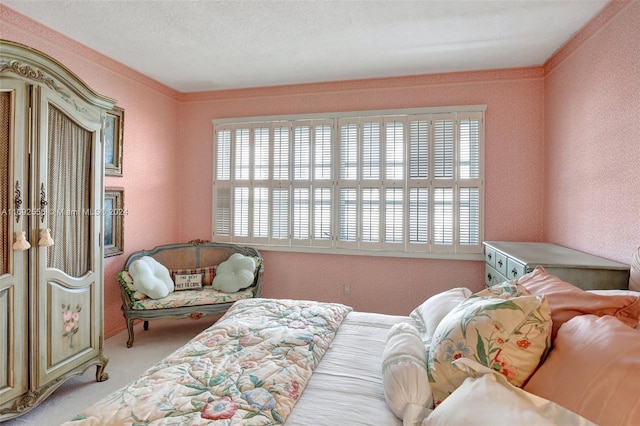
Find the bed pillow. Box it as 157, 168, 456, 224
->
524, 314, 640, 426
518, 266, 640, 339
410, 287, 472, 344
382, 322, 433, 424
128, 256, 174, 299
427, 281, 551, 406
423, 358, 595, 426
588, 289, 640, 329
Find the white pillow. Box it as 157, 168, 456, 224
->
422, 358, 595, 426
410, 288, 472, 344
128, 256, 174, 299
212, 253, 256, 292
382, 322, 433, 425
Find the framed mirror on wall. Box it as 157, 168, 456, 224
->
104, 106, 124, 176
104, 188, 124, 257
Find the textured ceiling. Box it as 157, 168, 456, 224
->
3, 0, 609, 92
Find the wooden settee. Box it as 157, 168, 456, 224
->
117, 240, 263, 347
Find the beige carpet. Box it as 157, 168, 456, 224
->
4, 316, 220, 426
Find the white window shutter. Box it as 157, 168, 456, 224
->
234, 128, 250, 181
233, 186, 250, 239
432, 186, 454, 250
433, 114, 455, 180
314, 124, 332, 180
252, 186, 269, 242
312, 186, 332, 246
407, 115, 430, 251
293, 124, 310, 181
385, 119, 404, 181
213, 127, 232, 241
213, 106, 484, 256
271, 187, 290, 244
339, 120, 358, 181
216, 129, 231, 180
362, 121, 381, 180
457, 112, 483, 253
254, 127, 269, 181
213, 184, 231, 241
360, 187, 381, 247
273, 126, 290, 181
409, 118, 429, 179
408, 186, 429, 249
337, 186, 358, 249
292, 186, 310, 245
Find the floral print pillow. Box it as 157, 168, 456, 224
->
427, 281, 551, 406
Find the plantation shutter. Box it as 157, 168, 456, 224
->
457, 112, 483, 252
431, 114, 455, 252
271, 125, 291, 245
337, 119, 360, 250
252, 127, 270, 244
213, 128, 232, 241
291, 122, 311, 246
407, 116, 429, 251
382, 118, 404, 250
312, 122, 333, 247
213, 106, 484, 257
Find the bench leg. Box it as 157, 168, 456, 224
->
126, 318, 135, 348
144, 320, 149, 331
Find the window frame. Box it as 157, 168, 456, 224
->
212, 105, 486, 260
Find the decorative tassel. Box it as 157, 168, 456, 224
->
13, 231, 31, 250
38, 228, 54, 247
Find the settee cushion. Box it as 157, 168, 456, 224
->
118, 271, 253, 310
118, 271, 147, 301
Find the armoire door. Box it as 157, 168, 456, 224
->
30, 83, 106, 388
0, 80, 29, 410
1, 39, 114, 420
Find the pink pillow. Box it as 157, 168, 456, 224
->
524, 315, 640, 426
517, 266, 640, 339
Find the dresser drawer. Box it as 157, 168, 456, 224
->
485, 246, 496, 268
495, 251, 508, 275
507, 258, 526, 279
485, 264, 506, 287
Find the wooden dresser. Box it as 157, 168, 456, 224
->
483, 241, 630, 290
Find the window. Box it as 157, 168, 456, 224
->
213, 106, 484, 258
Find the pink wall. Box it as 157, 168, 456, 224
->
543, 0, 640, 264
179, 69, 545, 314
7, 1, 635, 338
2, 6, 183, 337
2, 4, 547, 333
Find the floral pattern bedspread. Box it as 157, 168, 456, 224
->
64, 298, 352, 425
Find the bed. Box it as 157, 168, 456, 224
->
63, 258, 640, 426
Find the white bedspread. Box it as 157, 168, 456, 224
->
286, 312, 407, 425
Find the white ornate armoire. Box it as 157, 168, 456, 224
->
0, 40, 115, 420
